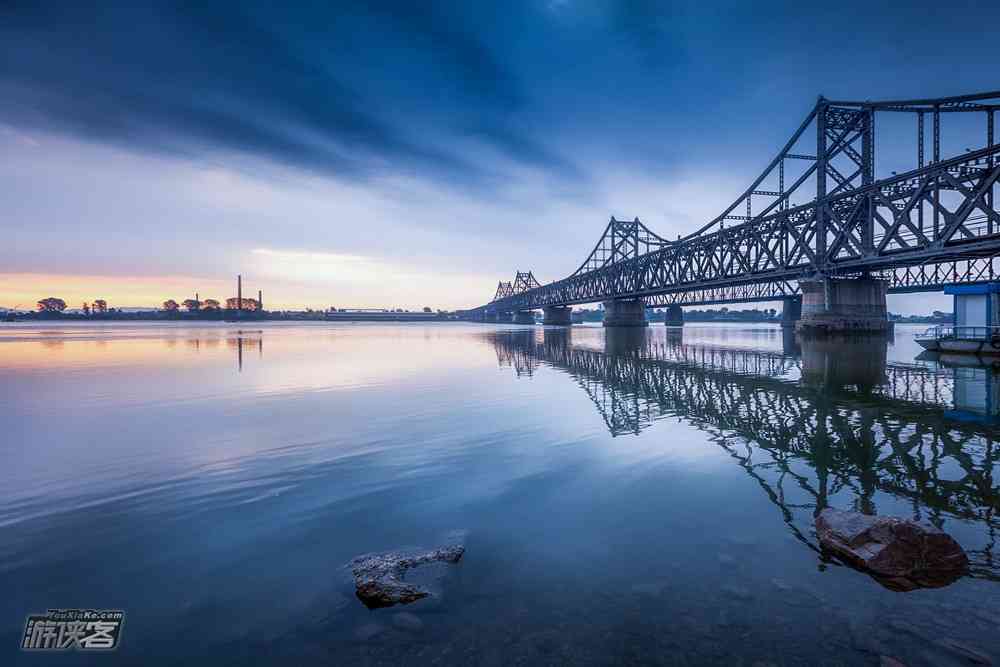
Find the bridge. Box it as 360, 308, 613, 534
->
487, 328, 1000, 582
463, 91, 1000, 331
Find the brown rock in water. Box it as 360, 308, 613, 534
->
349, 541, 465, 608
816, 509, 968, 591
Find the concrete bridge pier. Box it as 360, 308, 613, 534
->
497, 311, 513, 323
795, 277, 890, 334
542, 305, 572, 326
781, 296, 802, 328
602, 298, 648, 327
664, 304, 684, 327
514, 310, 536, 325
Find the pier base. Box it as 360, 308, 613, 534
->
602, 299, 648, 327
513, 310, 536, 325
542, 305, 572, 326
664, 304, 684, 327
781, 296, 802, 328
796, 277, 890, 334
496, 311, 513, 323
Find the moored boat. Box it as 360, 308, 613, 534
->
915, 325, 1000, 356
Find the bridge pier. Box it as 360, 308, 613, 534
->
796, 277, 890, 334
781, 296, 802, 328
496, 311, 513, 323
602, 299, 648, 327
664, 304, 684, 327
514, 310, 536, 325
542, 305, 572, 326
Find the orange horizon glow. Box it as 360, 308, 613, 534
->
0, 272, 280, 311
0, 270, 489, 312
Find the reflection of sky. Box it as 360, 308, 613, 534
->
3, 3, 1000, 312
0, 322, 815, 525
3, 323, 1000, 664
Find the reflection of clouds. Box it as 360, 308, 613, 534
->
0, 323, 506, 527
0, 323, 494, 393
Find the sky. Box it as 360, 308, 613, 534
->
2, 1, 999, 313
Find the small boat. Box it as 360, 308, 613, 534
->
915, 325, 1000, 356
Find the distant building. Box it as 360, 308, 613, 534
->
225, 297, 260, 311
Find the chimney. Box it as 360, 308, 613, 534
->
258, 289, 263, 312
237, 274, 242, 310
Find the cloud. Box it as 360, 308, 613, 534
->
0, 2, 578, 191
2, 1, 998, 314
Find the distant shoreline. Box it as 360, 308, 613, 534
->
4, 311, 455, 323
3, 313, 949, 325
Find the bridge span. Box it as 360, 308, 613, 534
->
462, 91, 1000, 332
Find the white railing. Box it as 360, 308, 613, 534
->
916, 325, 1000, 341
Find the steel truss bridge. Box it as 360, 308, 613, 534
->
489, 329, 1000, 581
469, 91, 1000, 314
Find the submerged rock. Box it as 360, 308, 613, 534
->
349, 536, 465, 608
816, 509, 968, 591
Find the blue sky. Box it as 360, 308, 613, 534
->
2, 1, 999, 311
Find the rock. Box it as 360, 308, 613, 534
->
815, 509, 968, 591
392, 612, 424, 632
349, 535, 466, 608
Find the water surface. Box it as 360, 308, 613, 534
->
2, 322, 998, 665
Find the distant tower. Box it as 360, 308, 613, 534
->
258, 289, 263, 312
237, 274, 242, 310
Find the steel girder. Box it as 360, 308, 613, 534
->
472, 91, 1000, 314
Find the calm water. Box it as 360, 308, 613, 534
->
2, 322, 999, 666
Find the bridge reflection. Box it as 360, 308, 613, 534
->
490, 327, 1000, 583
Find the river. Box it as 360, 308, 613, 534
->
1, 322, 998, 665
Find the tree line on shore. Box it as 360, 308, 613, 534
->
33, 296, 260, 314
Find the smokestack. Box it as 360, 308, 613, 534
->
237, 274, 242, 310
258, 290, 262, 312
